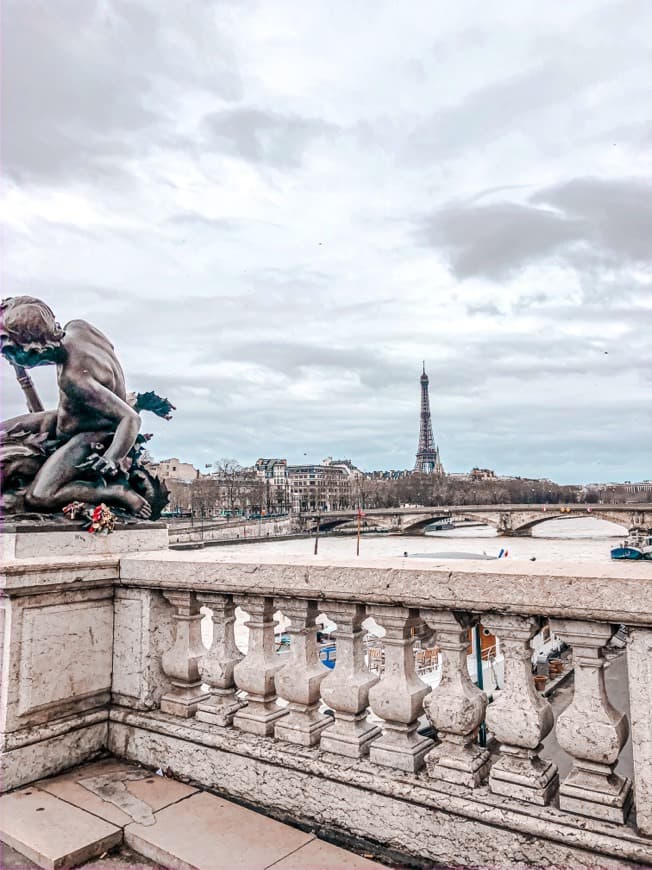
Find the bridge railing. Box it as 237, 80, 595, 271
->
110, 554, 652, 865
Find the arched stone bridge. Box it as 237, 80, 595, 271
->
304, 504, 652, 537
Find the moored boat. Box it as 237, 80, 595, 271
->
610, 533, 652, 561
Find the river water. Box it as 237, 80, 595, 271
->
212, 516, 629, 564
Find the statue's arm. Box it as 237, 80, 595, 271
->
75, 378, 141, 474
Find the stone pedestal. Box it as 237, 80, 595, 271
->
483, 614, 558, 805
550, 619, 632, 823
196, 594, 245, 727
274, 599, 331, 746
1, 522, 169, 561
422, 610, 489, 788
368, 606, 432, 772
160, 592, 209, 718
320, 603, 380, 758
233, 596, 287, 736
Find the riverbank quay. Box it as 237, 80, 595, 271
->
2, 533, 652, 869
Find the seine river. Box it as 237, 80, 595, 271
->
213, 516, 629, 564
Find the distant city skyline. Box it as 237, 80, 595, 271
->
2, 1, 650, 485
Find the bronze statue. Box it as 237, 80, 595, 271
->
0, 296, 172, 521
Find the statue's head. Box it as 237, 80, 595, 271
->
0, 297, 65, 367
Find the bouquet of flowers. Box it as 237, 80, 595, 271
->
63, 501, 116, 534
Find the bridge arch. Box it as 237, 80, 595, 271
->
401, 512, 500, 535
509, 512, 629, 536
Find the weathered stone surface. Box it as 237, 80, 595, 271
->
368, 606, 432, 772
160, 591, 209, 718
109, 711, 652, 869
550, 619, 632, 823
1, 526, 168, 561
320, 603, 380, 758
271, 838, 385, 869
1, 587, 113, 735
483, 613, 558, 804
19, 600, 113, 717
422, 610, 489, 787
627, 627, 652, 836
124, 790, 314, 870
112, 588, 175, 710
274, 598, 331, 746
196, 594, 245, 727
1, 721, 108, 793
1, 557, 118, 596
0, 787, 121, 870
3, 549, 652, 868
38, 759, 198, 828
233, 596, 287, 736
118, 551, 652, 625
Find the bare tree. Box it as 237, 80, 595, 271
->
213, 458, 244, 514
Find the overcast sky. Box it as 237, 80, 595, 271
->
2, 0, 651, 482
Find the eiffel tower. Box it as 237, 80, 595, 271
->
415, 362, 444, 475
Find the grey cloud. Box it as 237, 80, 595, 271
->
166, 212, 242, 232
419, 201, 584, 279
406, 64, 572, 162
465, 302, 503, 317
200, 108, 339, 168
216, 341, 402, 391
405, 3, 651, 165
4, 1, 652, 483
418, 176, 652, 279
2, 0, 240, 182
532, 177, 652, 262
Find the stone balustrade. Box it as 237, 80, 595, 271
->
2, 550, 652, 869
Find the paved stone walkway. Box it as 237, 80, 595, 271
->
0, 759, 386, 870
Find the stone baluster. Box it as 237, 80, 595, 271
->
320, 602, 381, 757
195, 593, 245, 727
549, 619, 632, 823
232, 596, 288, 736
422, 610, 489, 787
274, 598, 331, 745
482, 614, 558, 804
367, 606, 432, 772
160, 591, 209, 717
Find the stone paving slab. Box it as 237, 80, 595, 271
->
269, 838, 386, 868
38, 760, 198, 827
0, 788, 122, 870
0, 841, 164, 870
124, 790, 315, 870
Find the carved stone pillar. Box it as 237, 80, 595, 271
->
482, 614, 558, 804
274, 599, 331, 746
627, 627, 652, 836
549, 619, 632, 823
422, 610, 489, 787
232, 596, 288, 736
160, 591, 209, 718
368, 606, 432, 772
320, 602, 381, 758
195, 593, 245, 727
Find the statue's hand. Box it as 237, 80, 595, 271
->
77, 453, 120, 478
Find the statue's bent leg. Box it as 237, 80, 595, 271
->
26, 432, 151, 518
1, 410, 57, 439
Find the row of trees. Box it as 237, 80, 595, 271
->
164, 463, 589, 518
164, 459, 290, 517
353, 475, 584, 510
